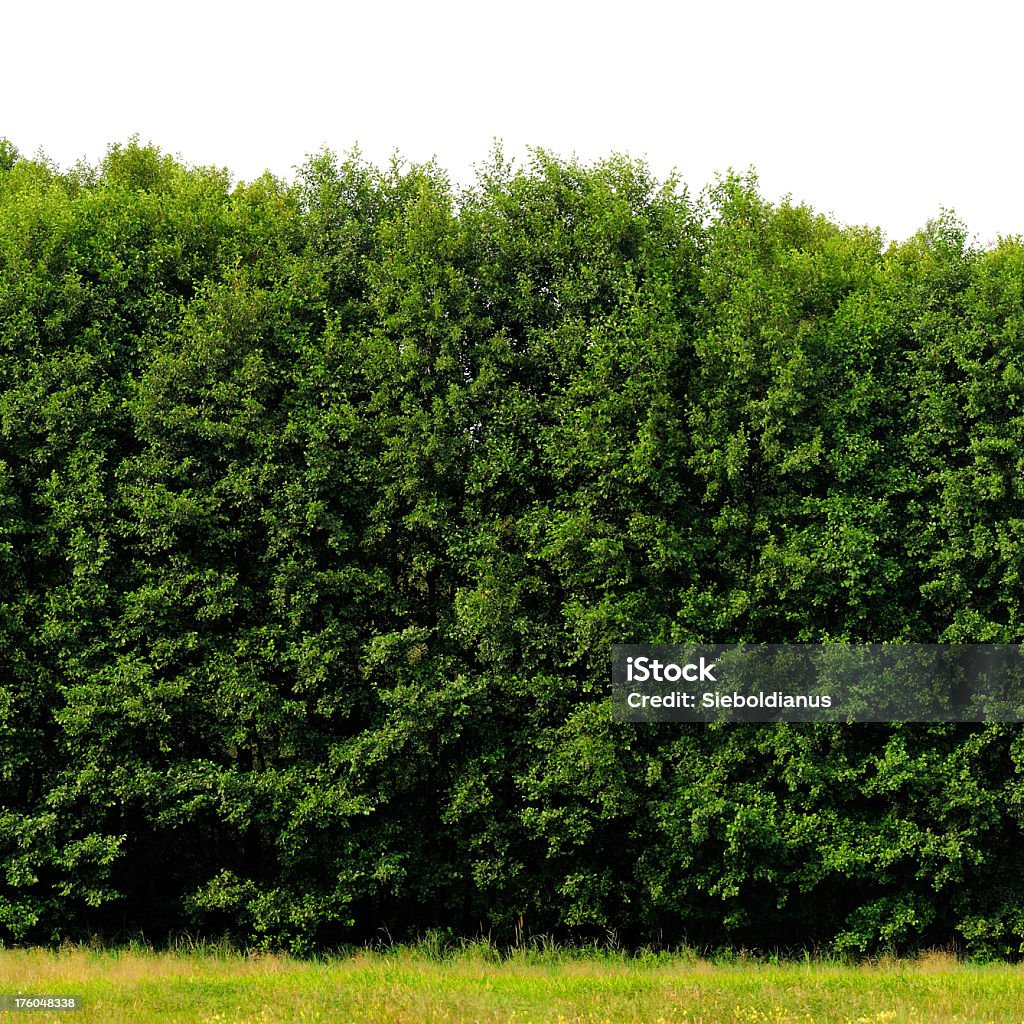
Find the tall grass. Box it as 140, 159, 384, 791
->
0, 942, 1021, 1023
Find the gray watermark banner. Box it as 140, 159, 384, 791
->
611, 645, 1024, 722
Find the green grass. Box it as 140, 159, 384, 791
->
0, 944, 1022, 1023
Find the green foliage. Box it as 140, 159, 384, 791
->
2, 140, 1024, 956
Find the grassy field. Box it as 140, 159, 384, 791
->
0, 944, 1022, 1023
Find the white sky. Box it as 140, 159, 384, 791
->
4, 0, 1022, 247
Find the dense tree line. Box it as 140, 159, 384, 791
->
1, 138, 1024, 955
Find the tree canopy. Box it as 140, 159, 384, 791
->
2, 139, 1024, 955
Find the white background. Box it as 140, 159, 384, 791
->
4, 0, 1021, 246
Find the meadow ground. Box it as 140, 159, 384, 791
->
0, 943, 1021, 1023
